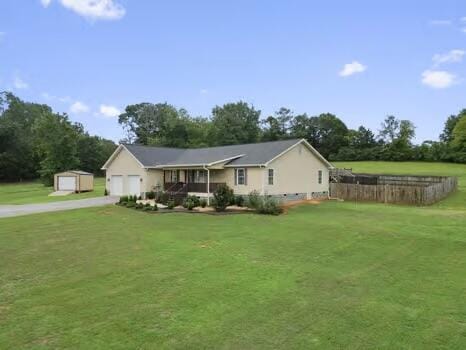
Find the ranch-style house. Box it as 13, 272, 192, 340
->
101, 138, 333, 201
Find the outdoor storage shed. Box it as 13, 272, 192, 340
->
54, 171, 94, 192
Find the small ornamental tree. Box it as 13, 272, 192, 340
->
213, 184, 234, 212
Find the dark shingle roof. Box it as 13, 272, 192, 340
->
123, 144, 184, 166
122, 139, 329, 168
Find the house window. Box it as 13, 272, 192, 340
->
236, 168, 245, 185
318, 170, 323, 184
268, 169, 274, 185
167, 170, 178, 183
188, 170, 206, 183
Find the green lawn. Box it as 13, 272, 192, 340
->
0, 177, 105, 204
0, 162, 465, 349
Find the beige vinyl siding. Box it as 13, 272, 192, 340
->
146, 169, 164, 191
264, 143, 329, 195
213, 167, 264, 195
213, 144, 329, 197
105, 148, 147, 195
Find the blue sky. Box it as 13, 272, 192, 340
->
1, 0, 465, 142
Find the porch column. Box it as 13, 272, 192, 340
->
207, 168, 210, 205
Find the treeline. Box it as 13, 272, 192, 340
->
1, 94, 465, 185
118, 102, 466, 163
0, 92, 116, 184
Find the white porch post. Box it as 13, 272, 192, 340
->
207, 168, 210, 205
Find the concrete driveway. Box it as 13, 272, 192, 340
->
0, 196, 119, 218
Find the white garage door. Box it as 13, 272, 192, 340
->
111, 175, 123, 196
128, 175, 140, 196
58, 176, 76, 191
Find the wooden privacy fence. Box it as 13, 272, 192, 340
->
330, 175, 457, 205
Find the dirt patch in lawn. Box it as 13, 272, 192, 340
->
281, 199, 322, 213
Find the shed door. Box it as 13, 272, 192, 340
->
128, 175, 140, 196
111, 175, 123, 196
58, 176, 76, 191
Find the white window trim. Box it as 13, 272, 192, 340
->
236, 168, 246, 185
268, 168, 275, 185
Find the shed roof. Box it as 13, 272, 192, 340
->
56, 170, 93, 175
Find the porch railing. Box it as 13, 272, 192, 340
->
164, 182, 226, 193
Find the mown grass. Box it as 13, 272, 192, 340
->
0, 177, 105, 205
0, 206, 465, 347
0, 162, 465, 349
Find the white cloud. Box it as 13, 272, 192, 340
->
461, 17, 466, 22
339, 61, 367, 77
42, 0, 125, 20
41, 92, 72, 103
69, 101, 89, 114
99, 104, 120, 118
432, 49, 465, 66
421, 70, 456, 89
200, 89, 208, 95
429, 19, 452, 25
13, 76, 29, 89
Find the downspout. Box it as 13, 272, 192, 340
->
260, 165, 265, 195
203, 165, 210, 205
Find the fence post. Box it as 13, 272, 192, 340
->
356, 181, 359, 202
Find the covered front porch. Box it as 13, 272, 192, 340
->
163, 169, 225, 194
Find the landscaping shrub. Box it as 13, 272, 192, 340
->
137, 195, 142, 200
146, 191, 156, 200
142, 204, 152, 212
126, 201, 136, 208
183, 195, 200, 210
135, 203, 144, 210
173, 196, 184, 206
200, 199, 207, 208
156, 191, 170, 204
119, 195, 129, 204
151, 204, 159, 211
235, 195, 244, 207
213, 184, 234, 212
247, 190, 261, 209
104, 188, 108, 196
257, 196, 283, 215
167, 199, 175, 209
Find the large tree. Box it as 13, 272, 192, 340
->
210, 102, 261, 145
34, 113, 80, 185
0, 92, 49, 181
261, 107, 294, 141
378, 116, 416, 160
312, 113, 349, 158
118, 103, 182, 145
451, 116, 466, 151
440, 111, 464, 143
77, 133, 116, 175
